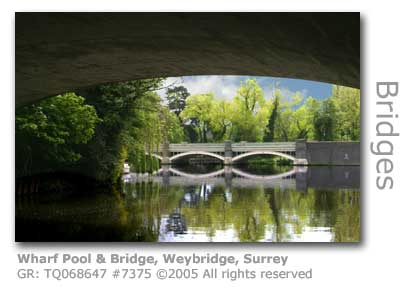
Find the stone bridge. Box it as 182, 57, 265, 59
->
149, 140, 360, 166
151, 141, 300, 165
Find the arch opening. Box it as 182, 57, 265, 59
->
169, 151, 225, 163
231, 167, 296, 180
232, 151, 296, 163
167, 167, 225, 179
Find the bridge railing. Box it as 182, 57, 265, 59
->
163, 143, 225, 153
156, 142, 296, 153
232, 142, 296, 152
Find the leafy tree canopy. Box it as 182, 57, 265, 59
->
16, 93, 100, 175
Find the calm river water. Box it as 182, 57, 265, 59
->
16, 165, 360, 242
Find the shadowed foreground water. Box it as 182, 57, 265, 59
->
15, 166, 360, 242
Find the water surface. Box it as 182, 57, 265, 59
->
15, 166, 360, 242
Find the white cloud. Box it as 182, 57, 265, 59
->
157, 75, 242, 101
261, 83, 308, 103
157, 76, 309, 102
156, 77, 184, 99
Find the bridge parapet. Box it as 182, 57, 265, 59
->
232, 142, 296, 152
160, 143, 225, 153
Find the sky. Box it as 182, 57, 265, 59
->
156, 75, 333, 102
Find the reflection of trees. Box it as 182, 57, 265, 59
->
265, 188, 360, 242
18, 178, 359, 242
121, 181, 184, 241
17, 182, 183, 241
269, 189, 282, 241
230, 187, 273, 241
332, 190, 360, 242
181, 186, 233, 238
180, 185, 273, 242
122, 181, 360, 242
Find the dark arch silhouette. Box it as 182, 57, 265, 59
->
16, 12, 360, 107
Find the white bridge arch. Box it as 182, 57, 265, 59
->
161, 167, 225, 179
231, 168, 296, 180
151, 150, 295, 163
231, 151, 295, 162
158, 167, 296, 181
169, 151, 225, 162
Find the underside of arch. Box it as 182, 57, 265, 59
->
168, 168, 225, 179
16, 13, 360, 107
231, 168, 296, 180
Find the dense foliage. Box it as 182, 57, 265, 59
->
16, 80, 184, 182
16, 93, 100, 176
76, 79, 184, 182
177, 80, 360, 143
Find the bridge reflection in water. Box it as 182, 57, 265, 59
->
121, 166, 360, 242
122, 165, 360, 191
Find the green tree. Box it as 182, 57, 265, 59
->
161, 108, 184, 143
77, 79, 164, 182
165, 86, 190, 119
236, 79, 265, 113
264, 92, 280, 141
230, 79, 269, 142
123, 92, 172, 174
303, 96, 320, 139
331, 85, 360, 141
180, 93, 216, 143
313, 99, 337, 141
16, 93, 100, 176
209, 100, 233, 141
274, 91, 305, 141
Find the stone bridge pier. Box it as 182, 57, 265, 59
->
295, 139, 309, 165
161, 142, 171, 165
224, 141, 233, 165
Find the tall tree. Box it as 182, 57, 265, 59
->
304, 96, 320, 139
180, 93, 215, 143
77, 79, 165, 182
165, 86, 190, 118
331, 85, 360, 141
274, 91, 306, 141
264, 89, 281, 141
160, 107, 184, 143
235, 79, 265, 113
209, 100, 233, 142
230, 79, 269, 142
313, 99, 337, 141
